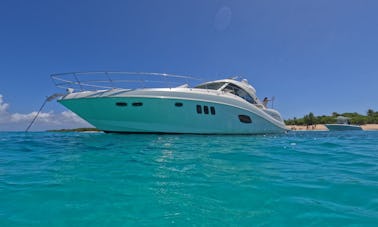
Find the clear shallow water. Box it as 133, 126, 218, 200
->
0, 131, 377, 226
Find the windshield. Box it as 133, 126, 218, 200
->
223, 83, 256, 104
195, 82, 225, 90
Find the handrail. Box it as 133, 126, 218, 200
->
51, 71, 202, 91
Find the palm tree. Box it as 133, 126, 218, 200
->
367, 109, 375, 117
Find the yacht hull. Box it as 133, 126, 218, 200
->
59, 94, 287, 134
325, 124, 362, 131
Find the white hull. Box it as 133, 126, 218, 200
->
325, 124, 362, 131
59, 88, 287, 134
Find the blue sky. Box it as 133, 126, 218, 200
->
1, 0, 378, 130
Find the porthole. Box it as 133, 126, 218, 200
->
175, 102, 183, 107
132, 102, 143, 107
204, 106, 209, 114
196, 105, 202, 114
116, 102, 127, 107
239, 115, 252, 123
210, 106, 216, 115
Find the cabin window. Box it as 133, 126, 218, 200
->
132, 102, 143, 107
204, 106, 209, 114
239, 115, 252, 123
196, 105, 202, 114
116, 102, 127, 107
175, 102, 183, 107
210, 107, 216, 115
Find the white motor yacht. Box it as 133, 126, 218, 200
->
51, 72, 288, 134
325, 116, 362, 131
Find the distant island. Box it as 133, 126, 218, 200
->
47, 128, 101, 132
285, 109, 378, 126
285, 109, 378, 131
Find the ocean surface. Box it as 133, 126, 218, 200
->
0, 131, 377, 226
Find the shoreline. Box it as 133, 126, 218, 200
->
287, 124, 378, 131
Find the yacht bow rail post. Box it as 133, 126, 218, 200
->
25, 93, 64, 132
73, 73, 83, 91
105, 71, 114, 89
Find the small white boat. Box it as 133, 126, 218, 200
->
325, 116, 362, 131
51, 72, 288, 134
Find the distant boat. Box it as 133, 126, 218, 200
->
51, 71, 288, 134
325, 116, 362, 131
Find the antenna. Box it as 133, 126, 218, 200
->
271, 96, 275, 108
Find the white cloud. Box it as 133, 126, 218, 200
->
0, 95, 9, 116
0, 94, 92, 131
61, 111, 88, 124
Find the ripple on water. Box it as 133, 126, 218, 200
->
0, 131, 377, 225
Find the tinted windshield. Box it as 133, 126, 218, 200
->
223, 83, 256, 104
195, 82, 225, 90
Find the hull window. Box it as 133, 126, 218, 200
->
239, 115, 252, 123
196, 105, 202, 114
132, 102, 143, 107
210, 107, 216, 115
196, 105, 216, 115
175, 102, 183, 107
116, 102, 127, 107
204, 106, 209, 114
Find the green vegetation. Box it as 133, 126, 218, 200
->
285, 109, 378, 125
47, 128, 100, 132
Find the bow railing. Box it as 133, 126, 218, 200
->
51, 71, 201, 91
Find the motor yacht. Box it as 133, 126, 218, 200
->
51, 72, 288, 134
325, 116, 362, 131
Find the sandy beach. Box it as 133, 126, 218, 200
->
287, 124, 378, 131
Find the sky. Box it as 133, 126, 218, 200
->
1, 0, 378, 131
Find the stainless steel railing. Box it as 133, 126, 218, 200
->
51, 71, 201, 91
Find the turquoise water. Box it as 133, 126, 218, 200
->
0, 131, 377, 226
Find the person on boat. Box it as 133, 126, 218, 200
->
262, 97, 269, 108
